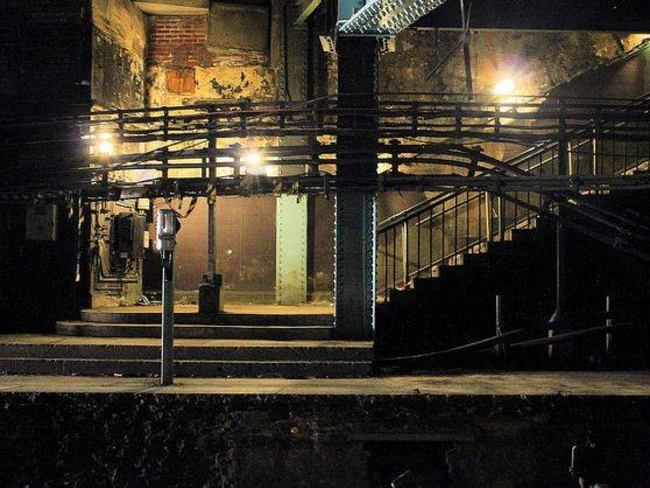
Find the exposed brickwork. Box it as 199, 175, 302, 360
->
148, 15, 268, 68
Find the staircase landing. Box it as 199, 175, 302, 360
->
57, 304, 336, 340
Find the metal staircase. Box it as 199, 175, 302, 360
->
377, 92, 650, 299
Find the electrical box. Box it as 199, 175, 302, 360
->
110, 213, 146, 260
25, 205, 58, 241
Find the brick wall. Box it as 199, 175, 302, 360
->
148, 16, 268, 68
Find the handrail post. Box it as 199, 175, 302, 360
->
401, 220, 409, 286
497, 195, 506, 241
485, 192, 493, 242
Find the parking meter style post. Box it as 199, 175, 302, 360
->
156, 209, 179, 386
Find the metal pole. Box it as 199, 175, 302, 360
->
485, 192, 494, 242
207, 123, 217, 277
402, 220, 409, 286
161, 252, 174, 385
157, 209, 178, 386
605, 295, 613, 355
495, 295, 505, 356
497, 195, 506, 241
549, 101, 570, 359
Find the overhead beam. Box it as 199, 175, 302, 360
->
134, 0, 208, 16
415, 0, 650, 32
295, 0, 321, 24
338, 0, 449, 36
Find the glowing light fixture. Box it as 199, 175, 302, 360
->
494, 78, 516, 96
98, 140, 114, 155
244, 150, 263, 166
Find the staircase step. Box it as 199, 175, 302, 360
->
505, 228, 539, 243
411, 277, 441, 293
0, 341, 373, 362
479, 241, 516, 255
56, 322, 333, 341
457, 253, 491, 268
432, 265, 467, 281
79, 309, 334, 326
0, 357, 371, 378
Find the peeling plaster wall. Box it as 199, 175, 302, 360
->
89, 0, 148, 307
147, 15, 275, 106
379, 30, 650, 97
92, 0, 147, 109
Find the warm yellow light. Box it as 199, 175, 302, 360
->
99, 132, 113, 140
244, 151, 263, 166
98, 141, 114, 155
494, 78, 516, 96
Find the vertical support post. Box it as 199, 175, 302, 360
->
495, 295, 505, 356
275, 8, 309, 305
334, 36, 377, 340
401, 220, 409, 286
276, 195, 308, 304
485, 192, 494, 242
460, 0, 474, 99
199, 109, 222, 316
549, 101, 572, 359
605, 295, 613, 355
207, 134, 217, 277
157, 209, 178, 386
497, 195, 506, 241
161, 256, 174, 385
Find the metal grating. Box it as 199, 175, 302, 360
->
339, 0, 448, 36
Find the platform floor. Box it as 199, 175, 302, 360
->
0, 371, 648, 396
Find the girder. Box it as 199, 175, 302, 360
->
338, 0, 449, 36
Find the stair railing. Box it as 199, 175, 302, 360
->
377, 93, 650, 300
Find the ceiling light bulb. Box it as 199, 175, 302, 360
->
494, 78, 516, 96
98, 141, 113, 155
245, 151, 262, 166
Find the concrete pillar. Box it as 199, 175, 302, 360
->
334, 37, 378, 340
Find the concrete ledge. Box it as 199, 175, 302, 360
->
0, 372, 648, 397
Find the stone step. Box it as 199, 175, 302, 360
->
505, 228, 539, 243
0, 340, 372, 362
79, 309, 334, 326
0, 358, 372, 378
56, 322, 334, 341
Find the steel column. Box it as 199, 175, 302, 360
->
276, 195, 308, 304
334, 36, 378, 340
207, 135, 217, 276
335, 192, 376, 340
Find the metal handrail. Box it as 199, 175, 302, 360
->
376, 91, 650, 296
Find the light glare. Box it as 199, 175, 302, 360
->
244, 151, 263, 166
98, 141, 114, 155
494, 78, 516, 96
